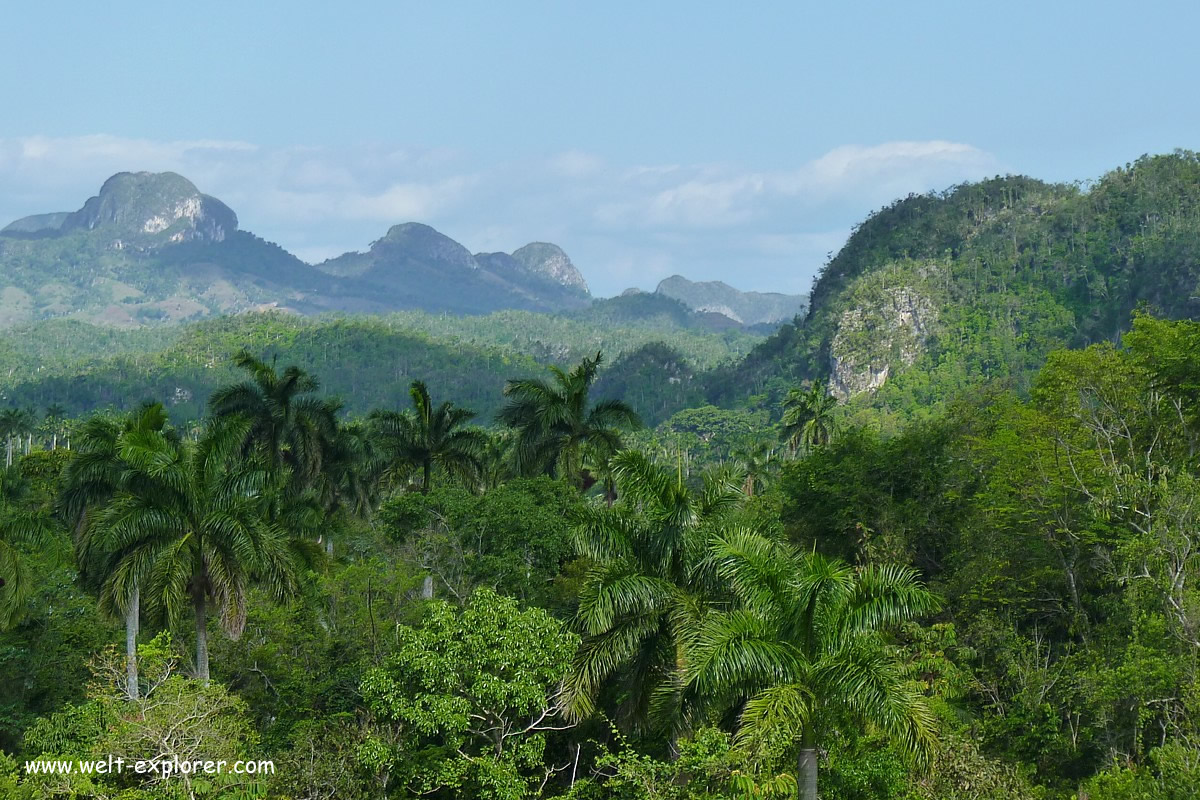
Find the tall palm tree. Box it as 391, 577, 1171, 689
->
477, 428, 515, 494
566, 450, 742, 742
499, 351, 641, 487
87, 417, 300, 682
316, 419, 381, 519
43, 404, 68, 450
18, 408, 35, 456
730, 439, 780, 498
208, 350, 337, 490
370, 380, 486, 493
686, 530, 940, 799
310, 418, 383, 555
62, 404, 178, 699
0, 467, 53, 630
0, 408, 33, 466
780, 383, 838, 457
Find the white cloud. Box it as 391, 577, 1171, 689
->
0, 135, 1002, 297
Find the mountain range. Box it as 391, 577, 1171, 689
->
0, 171, 804, 329
4, 151, 1200, 433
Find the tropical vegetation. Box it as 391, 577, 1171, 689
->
6, 151, 1200, 798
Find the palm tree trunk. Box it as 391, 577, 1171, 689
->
798, 727, 818, 800
125, 586, 140, 699
422, 460, 432, 493
5, 436, 11, 467
194, 593, 210, 683
51, 432, 57, 451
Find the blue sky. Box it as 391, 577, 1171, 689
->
2, 1, 1198, 296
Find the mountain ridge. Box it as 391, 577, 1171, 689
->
0, 173, 599, 326
654, 274, 807, 325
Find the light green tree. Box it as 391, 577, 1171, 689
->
566, 450, 742, 743
687, 529, 940, 799
359, 589, 578, 799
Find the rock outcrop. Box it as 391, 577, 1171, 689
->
61, 171, 237, 244
511, 242, 590, 295
829, 286, 936, 400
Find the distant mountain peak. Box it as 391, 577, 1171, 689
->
60, 171, 237, 244
655, 275, 807, 325
511, 242, 589, 294
369, 222, 478, 271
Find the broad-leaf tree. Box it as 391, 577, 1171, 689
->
360, 589, 578, 799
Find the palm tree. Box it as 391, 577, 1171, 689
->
87, 417, 300, 682
730, 439, 780, 498
477, 428, 515, 493
686, 530, 940, 799
316, 419, 381, 518
43, 404, 68, 450
208, 350, 337, 490
62, 404, 178, 699
780, 383, 838, 457
499, 351, 641, 487
311, 419, 383, 555
18, 408, 35, 456
0, 467, 53, 629
0, 408, 33, 466
370, 380, 486, 493
566, 450, 742, 743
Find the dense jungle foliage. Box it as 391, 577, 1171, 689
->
1, 311, 1199, 799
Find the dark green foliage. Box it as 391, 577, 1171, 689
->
377, 477, 583, 608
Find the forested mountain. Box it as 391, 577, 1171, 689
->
0, 308, 761, 422
704, 151, 1200, 426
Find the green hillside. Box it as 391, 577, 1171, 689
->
704, 151, 1200, 427
0, 307, 761, 422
